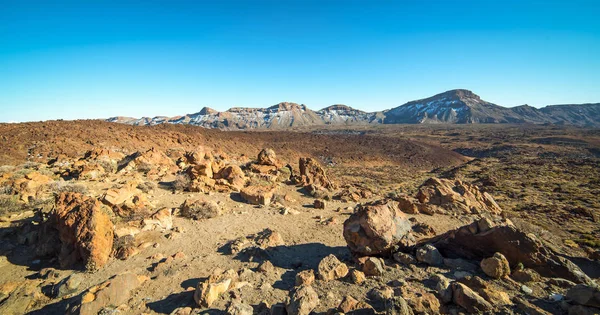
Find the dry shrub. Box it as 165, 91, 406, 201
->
137, 181, 157, 194
48, 181, 88, 194
97, 160, 117, 174
0, 195, 21, 216
180, 199, 221, 220
172, 174, 191, 191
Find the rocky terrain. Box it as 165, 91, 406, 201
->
108, 89, 600, 129
0, 121, 599, 315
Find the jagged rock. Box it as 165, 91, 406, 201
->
11, 171, 53, 202
299, 157, 335, 190
101, 180, 149, 213
458, 276, 511, 307
180, 198, 221, 220
426, 218, 594, 284
119, 148, 177, 177
240, 185, 276, 205
313, 199, 325, 209
142, 208, 173, 231
393, 252, 417, 265
286, 285, 319, 315
343, 199, 414, 256
54, 192, 114, 271
227, 301, 254, 315
216, 165, 246, 190
360, 257, 385, 277
399, 285, 440, 314
395, 195, 420, 214
432, 274, 453, 304
334, 184, 373, 203
254, 228, 285, 249
350, 269, 366, 284
318, 254, 349, 281
415, 177, 502, 215
53, 273, 84, 298
416, 244, 443, 266
257, 148, 280, 167
451, 282, 493, 313
194, 269, 238, 307
295, 270, 315, 286
480, 252, 510, 279
70, 273, 144, 315
567, 284, 600, 308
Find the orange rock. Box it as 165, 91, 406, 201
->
54, 192, 114, 271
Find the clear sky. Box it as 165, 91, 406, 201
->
1, 0, 599, 122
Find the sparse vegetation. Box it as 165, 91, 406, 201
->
137, 181, 157, 194
0, 195, 21, 216
172, 173, 191, 191
48, 181, 88, 194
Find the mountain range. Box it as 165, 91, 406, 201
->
107, 89, 600, 129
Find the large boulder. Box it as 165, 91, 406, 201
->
257, 148, 281, 167
54, 192, 114, 271
415, 177, 502, 215
215, 165, 246, 190
426, 218, 594, 285
480, 252, 511, 279
299, 157, 335, 190
451, 282, 493, 313
343, 199, 415, 256
194, 269, 238, 308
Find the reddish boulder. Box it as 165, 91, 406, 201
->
299, 157, 335, 190
54, 192, 114, 271
343, 199, 415, 256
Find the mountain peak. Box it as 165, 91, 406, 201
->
438, 89, 481, 101
199, 107, 218, 115
267, 102, 305, 111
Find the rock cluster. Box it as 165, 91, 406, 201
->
394, 177, 503, 216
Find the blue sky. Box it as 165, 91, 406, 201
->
1, 0, 599, 122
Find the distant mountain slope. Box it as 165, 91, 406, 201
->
106, 90, 600, 129
385, 89, 534, 124
539, 103, 600, 127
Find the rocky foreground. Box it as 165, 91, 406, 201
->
0, 139, 599, 314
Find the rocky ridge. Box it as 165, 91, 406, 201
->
107, 89, 600, 129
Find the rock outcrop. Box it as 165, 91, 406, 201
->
414, 177, 502, 215
298, 157, 335, 190
54, 192, 114, 271
425, 218, 593, 284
